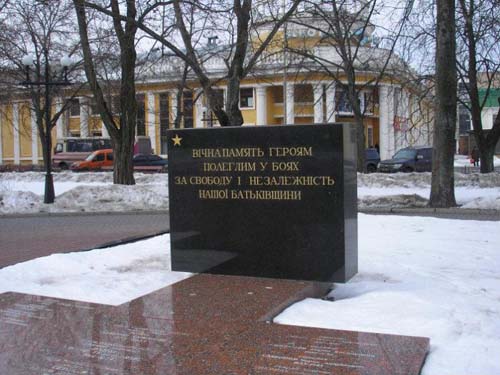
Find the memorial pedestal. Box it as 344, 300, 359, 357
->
0, 275, 429, 374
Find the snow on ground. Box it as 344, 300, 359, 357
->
454, 154, 500, 168
275, 215, 500, 375
0, 172, 168, 214
0, 233, 191, 305
0, 214, 498, 375
2, 167, 499, 214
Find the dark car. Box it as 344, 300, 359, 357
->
133, 154, 168, 171
378, 146, 432, 173
365, 148, 380, 173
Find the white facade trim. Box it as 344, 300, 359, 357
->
13, 103, 20, 164
31, 109, 38, 164
285, 83, 294, 124
256, 86, 267, 125
313, 84, 324, 123
194, 91, 204, 128
147, 91, 156, 150
55, 99, 65, 139
170, 89, 179, 127
325, 83, 336, 123
80, 97, 89, 137
379, 85, 395, 159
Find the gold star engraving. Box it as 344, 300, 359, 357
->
172, 134, 182, 146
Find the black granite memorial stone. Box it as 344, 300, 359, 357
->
167, 124, 357, 282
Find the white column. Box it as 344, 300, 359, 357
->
285, 83, 294, 125
80, 97, 89, 137
31, 109, 39, 164
55, 99, 65, 139
147, 91, 156, 151
13, 103, 20, 164
325, 83, 336, 123
256, 86, 267, 126
313, 84, 324, 124
195, 91, 204, 128
101, 122, 109, 138
170, 89, 179, 127
0, 106, 3, 164
379, 85, 395, 160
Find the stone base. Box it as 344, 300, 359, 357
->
0, 274, 429, 374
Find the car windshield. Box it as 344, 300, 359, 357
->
393, 149, 416, 159
85, 152, 97, 161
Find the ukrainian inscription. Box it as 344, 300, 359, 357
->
168, 124, 358, 282
172, 146, 335, 203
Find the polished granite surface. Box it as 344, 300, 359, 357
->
168, 124, 358, 282
0, 274, 429, 374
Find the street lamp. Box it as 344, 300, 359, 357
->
20, 54, 73, 204
201, 106, 215, 127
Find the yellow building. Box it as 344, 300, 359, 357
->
0, 10, 433, 166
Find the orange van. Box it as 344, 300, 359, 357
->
70, 149, 113, 171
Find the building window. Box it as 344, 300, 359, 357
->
362, 90, 377, 114
335, 87, 353, 114
393, 87, 402, 116
294, 84, 314, 104
136, 94, 145, 136
240, 88, 254, 108
183, 91, 193, 129
270, 86, 284, 104
90, 101, 99, 116
367, 126, 374, 147
212, 89, 224, 109
69, 98, 80, 117
160, 93, 169, 154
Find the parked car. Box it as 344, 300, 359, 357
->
53, 137, 111, 170
133, 154, 168, 171
365, 148, 380, 173
378, 146, 432, 173
70, 149, 114, 171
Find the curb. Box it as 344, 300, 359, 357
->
0, 209, 169, 219
81, 230, 170, 251
359, 207, 500, 220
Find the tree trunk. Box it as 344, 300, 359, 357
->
430, 0, 457, 208
112, 136, 135, 185
354, 116, 365, 173
225, 78, 244, 126
479, 142, 495, 173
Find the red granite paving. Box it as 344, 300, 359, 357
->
0, 274, 429, 374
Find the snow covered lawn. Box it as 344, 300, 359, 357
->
0, 214, 498, 375
1, 168, 499, 214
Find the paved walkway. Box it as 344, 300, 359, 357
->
1, 208, 497, 269
0, 212, 169, 269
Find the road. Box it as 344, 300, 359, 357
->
0, 211, 169, 269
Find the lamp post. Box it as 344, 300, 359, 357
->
201, 107, 216, 127
20, 54, 72, 204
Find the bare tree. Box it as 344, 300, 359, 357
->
456, 0, 500, 173
429, 0, 457, 207
81, 0, 302, 128
73, 0, 138, 185
0, 1, 79, 203
284, 0, 413, 172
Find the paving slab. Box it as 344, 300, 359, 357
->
0, 274, 429, 374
